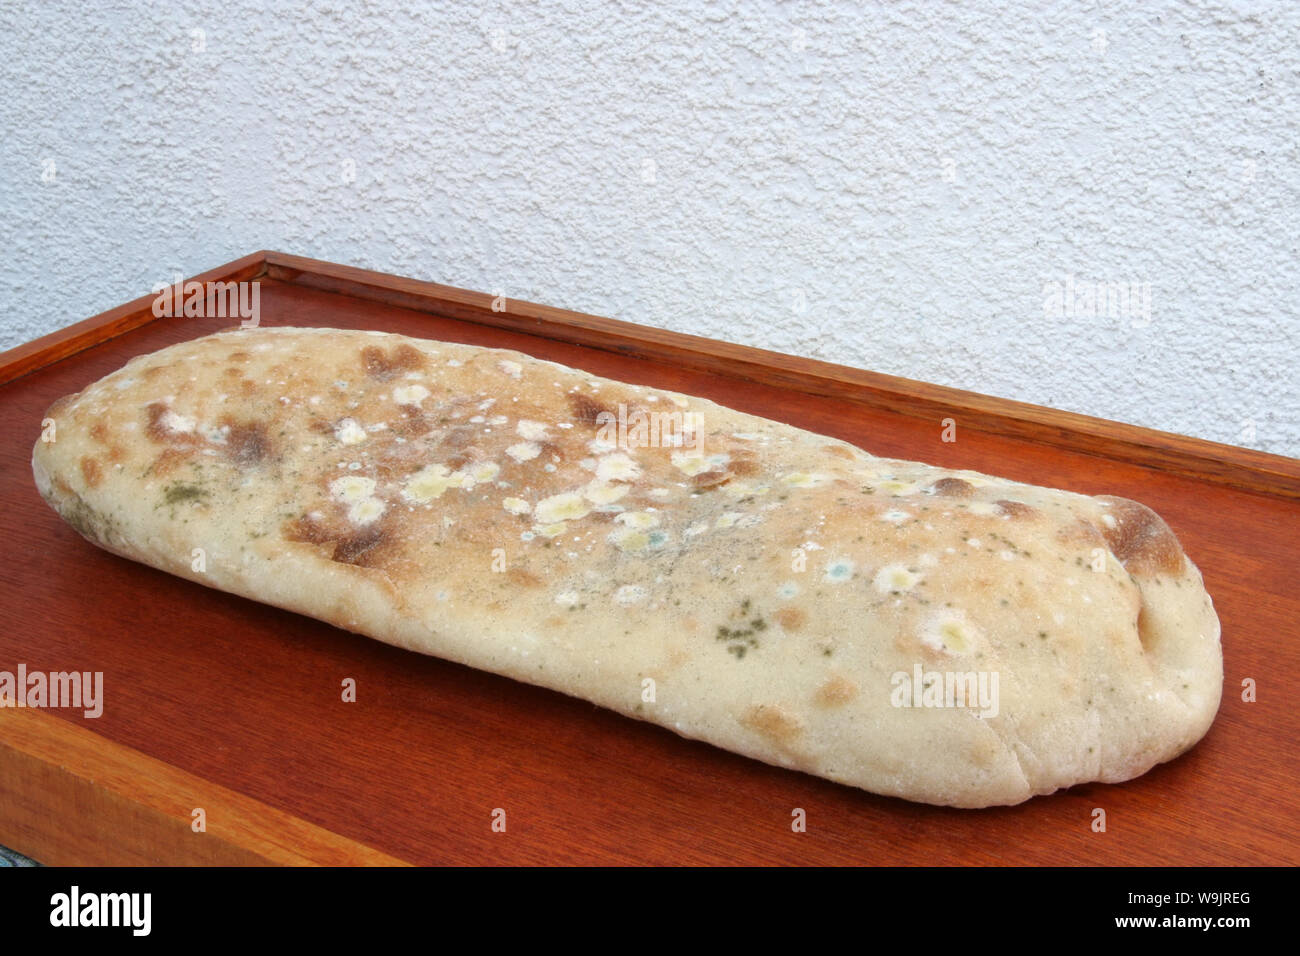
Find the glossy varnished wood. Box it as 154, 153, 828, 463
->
0, 254, 1295, 865
0, 708, 405, 865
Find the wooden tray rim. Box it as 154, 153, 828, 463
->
2, 251, 1294, 865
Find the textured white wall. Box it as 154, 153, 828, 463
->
2, 0, 1296, 456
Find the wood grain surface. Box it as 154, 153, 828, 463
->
0, 253, 1295, 865
0, 708, 405, 866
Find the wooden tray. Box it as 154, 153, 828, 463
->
1, 252, 1296, 866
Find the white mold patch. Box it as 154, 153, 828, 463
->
506, 442, 542, 463
392, 384, 429, 405
334, 418, 367, 445
874, 564, 921, 593
517, 420, 550, 441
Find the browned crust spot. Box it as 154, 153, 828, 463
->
995, 498, 1038, 519
535, 440, 566, 462
107, 445, 125, 464
506, 567, 543, 588
740, 704, 803, 749
929, 477, 974, 498
224, 420, 272, 466
143, 403, 198, 447
825, 444, 855, 459
730, 454, 760, 477
692, 469, 732, 490
226, 351, 250, 363
391, 404, 430, 438
286, 512, 402, 571
144, 403, 173, 443
145, 446, 193, 477
814, 674, 859, 708
362, 344, 426, 380
90, 421, 108, 443
1095, 496, 1186, 576
1056, 517, 1105, 549
775, 607, 806, 632
568, 392, 613, 425
439, 425, 479, 451
284, 514, 336, 545
79, 456, 102, 488
367, 444, 424, 482
331, 525, 389, 566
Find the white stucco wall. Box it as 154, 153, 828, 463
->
1, 0, 1296, 455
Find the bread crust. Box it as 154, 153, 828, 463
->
31, 327, 1223, 807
